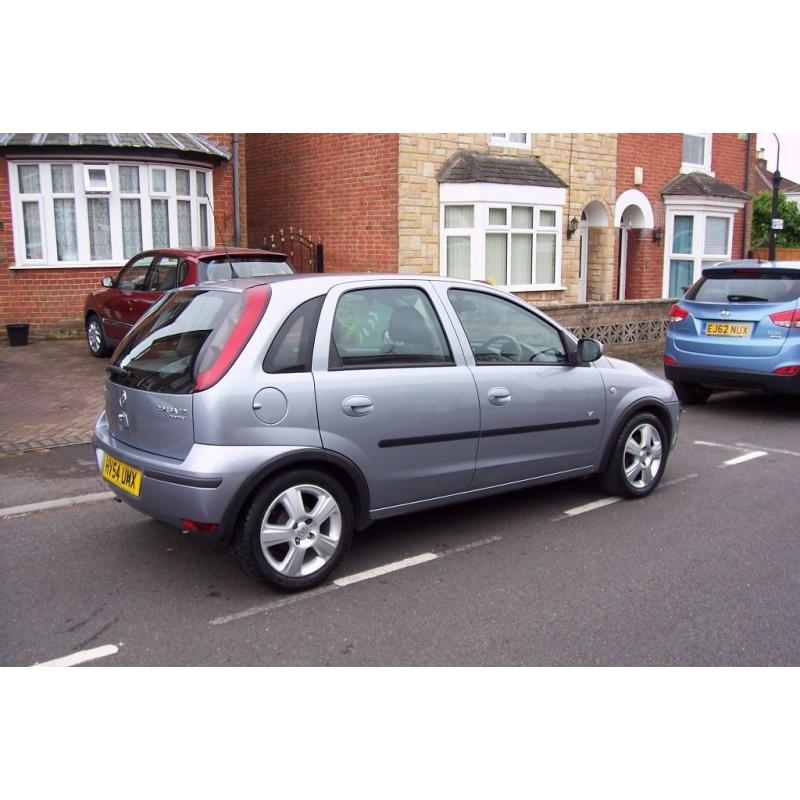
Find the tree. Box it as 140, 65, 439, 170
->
750, 189, 800, 249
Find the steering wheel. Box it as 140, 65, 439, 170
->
484, 334, 523, 361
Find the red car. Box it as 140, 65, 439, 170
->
83, 247, 293, 357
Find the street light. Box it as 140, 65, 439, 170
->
769, 133, 782, 261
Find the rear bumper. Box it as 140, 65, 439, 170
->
664, 364, 800, 395
93, 413, 304, 541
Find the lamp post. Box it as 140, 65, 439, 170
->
768, 133, 782, 261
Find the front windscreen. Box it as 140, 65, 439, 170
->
110, 289, 245, 394
198, 256, 293, 282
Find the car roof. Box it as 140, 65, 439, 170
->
189, 272, 498, 293
702, 259, 800, 276
133, 247, 288, 260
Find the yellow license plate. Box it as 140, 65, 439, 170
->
102, 454, 142, 496
705, 322, 752, 337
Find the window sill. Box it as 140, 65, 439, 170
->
680, 163, 715, 177
9, 262, 125, 270
502, 284, 566, 293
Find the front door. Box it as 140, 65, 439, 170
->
103, 254, 156, 342
312, 282, 480, 512
443, 287, 607, 489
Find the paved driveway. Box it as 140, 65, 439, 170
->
0, 340, 107, 453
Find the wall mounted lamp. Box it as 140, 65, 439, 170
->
566, 217, 579, 239
652, 227, 664, 243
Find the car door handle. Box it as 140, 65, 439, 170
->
342, 395, 375, 417
488, 386, 512, 406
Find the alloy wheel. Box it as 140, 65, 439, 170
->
259, 484, 342, 577
622, 423, 663, 489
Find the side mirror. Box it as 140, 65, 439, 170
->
102, 276, 114, 288
576, 337, 604, 363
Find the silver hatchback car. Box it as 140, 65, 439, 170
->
94, 274, 680, 591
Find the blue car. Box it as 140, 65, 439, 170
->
664, 260, 800, 404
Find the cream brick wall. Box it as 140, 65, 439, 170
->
398, 133, 618, 303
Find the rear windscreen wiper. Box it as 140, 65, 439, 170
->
106, 365, 130, 380
727, 294, 768, 302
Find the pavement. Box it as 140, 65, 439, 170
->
0, 339, 108, 453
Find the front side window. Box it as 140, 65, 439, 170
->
449, 288, 568, 365
330, 287, 453, 369
117, 255, 154, 290
9, 160, 213, 267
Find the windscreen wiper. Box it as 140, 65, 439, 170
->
106, 365, 130, 380
727, 294, 768, 302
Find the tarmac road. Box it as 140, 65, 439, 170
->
2, 388, 799, 667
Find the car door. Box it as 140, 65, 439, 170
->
102, 254, 156, 342
312, 281, 480, 512
440, 285, 607, 489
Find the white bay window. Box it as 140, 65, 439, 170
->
440, 182, 565, 291
8, 160, 214, 267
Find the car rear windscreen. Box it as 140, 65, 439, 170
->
199, 257, 293, 282
109, 289, 246, 394
685, 273, 800, 304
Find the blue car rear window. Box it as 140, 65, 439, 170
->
686, 275, 800, 303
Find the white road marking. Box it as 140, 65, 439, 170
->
1, 491, 115, 520
563, 497, 621, 517
32, 644, 119, 667
736, 443, 800, 458
209, 535, 504, 626
658, 473, 699, 488
333, 552, 438, 586
722, 451, 768, 467
694, 440, 749, 452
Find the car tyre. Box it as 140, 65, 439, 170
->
86, 314, 112, 357
600, 412, 668, 499
234, 469, 354, 592
673, 381, 711, 406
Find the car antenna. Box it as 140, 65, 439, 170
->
205, 192, 236, 277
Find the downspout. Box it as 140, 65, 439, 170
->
741, 133, 751, 258
232, 133, 241, 247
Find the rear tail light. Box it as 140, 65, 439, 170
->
772, 366, 800, 376
768, 309, 800, 329
668, 304, 688, 324
664, 355, 678, 366
181, 519, 219, 533
194, 284, 271, 392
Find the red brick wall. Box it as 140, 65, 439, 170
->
615, 133, 757, 299
0, 134, 243, 339
245, 134, 399, 273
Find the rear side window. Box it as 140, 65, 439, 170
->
686, 274, 800, 303
263, 296, 324, 373
330, 287, 453, 369
111, 289, 249, 394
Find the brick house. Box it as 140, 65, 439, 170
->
247, 132, 756, 307
752, 148, 800, 206
615, 133, 756, 299
246, 133, 619, 306
0, 133, 246, 337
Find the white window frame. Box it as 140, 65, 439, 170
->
439, 182, 566, 292
680, 133, 714, 175
661, 199, 744, 297
82, 164, 112, 192
490, 133, 531, 149
8, 160, 214, 268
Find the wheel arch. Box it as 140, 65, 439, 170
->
220, 449, 372, 541
598, 399, 674, 473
